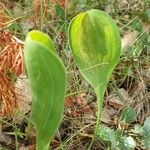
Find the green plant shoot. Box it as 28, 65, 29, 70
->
69, 9, 121, 147
24, 30, 66, 150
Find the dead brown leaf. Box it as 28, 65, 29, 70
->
65, 93, 94, 118
121, 31, 138, 53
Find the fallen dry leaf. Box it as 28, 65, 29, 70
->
107, 88, 131, 109
0, 131, 12, 145
65, 93, 94, 118
101, 107, 118, 123
121, 31, 138, 53
19, 145, 35, 150
15, 75, 31, 115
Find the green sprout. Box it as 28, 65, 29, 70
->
24, 30, 66, 150
69, 9, 121, 148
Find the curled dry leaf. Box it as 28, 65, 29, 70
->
101, 107, 118, 124
107, 88, 131, 109
65, 93, 94, 118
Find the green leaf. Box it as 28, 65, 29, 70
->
69, 9, 121, 89
24, 30, 66, 150
134, 124, 143, 136
8, 22, 22, 33
54, 4, 68, 32
121, 107, 137, 123
97, 126, 137, 150
141, 9, 150, 23
96, 126, 118, 150
55, 4, 65, 20
69, 9, 121, 147
143, 116, 150, 149
131, 19, 142, 32
120, 136, 136, 150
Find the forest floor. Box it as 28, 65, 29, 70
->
0, 0, 150, 150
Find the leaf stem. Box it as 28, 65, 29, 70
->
88, 83, 106, 150
36, 132, 50, 150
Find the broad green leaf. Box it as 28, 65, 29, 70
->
121, 107, 137, 123
143, 116, 150, 149
69, 9, 121, 89
69, 9, 121, 147
24, 30, 66, 150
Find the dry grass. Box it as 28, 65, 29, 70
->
0, 30, 24, 115
0, 0, 150, 149
0, 2, 25, 116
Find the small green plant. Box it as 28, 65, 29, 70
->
96, 125, 136, 150
121, 106, 137, 123
24, 30, 66, 150
134, 116, 150, 149
141, 8, 150, 22
69, 9, 121, 148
